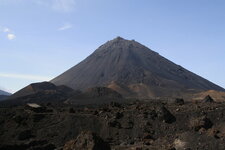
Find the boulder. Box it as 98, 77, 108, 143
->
121, 120, 134, 129
174, 98, 184, 105
69, 108, 75, 113
203, 95, 214, 103
115, 112, 124, 119
63, 131, 111, 150
189, 116, 213, 131
157, 106, 176, 123
108, 120, 121, 128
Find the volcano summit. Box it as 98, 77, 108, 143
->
52, 37, 224, 98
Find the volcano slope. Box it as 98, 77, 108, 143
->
51, 37, 224, 99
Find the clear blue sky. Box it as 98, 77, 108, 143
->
0, 0, 225, 93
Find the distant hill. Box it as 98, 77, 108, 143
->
0, 90, 11, 101
2, 82, 125, 106
52, 37, 225, 99
1, 82, 74, 106
0, 90, 11, 96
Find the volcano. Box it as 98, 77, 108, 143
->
51, 37, 224, 98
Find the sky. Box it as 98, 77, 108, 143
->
0, 0, 225, 93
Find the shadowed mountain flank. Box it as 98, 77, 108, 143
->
51, 37, 224, 98
1, 82, 74, 105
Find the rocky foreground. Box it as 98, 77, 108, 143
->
1, 99, 225, 150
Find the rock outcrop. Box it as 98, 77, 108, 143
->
63, 131, 111, 150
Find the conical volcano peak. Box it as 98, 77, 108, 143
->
110, 36, 136, 44
108, 36, 130, 45
95, 36, 145, 54
114, 36, 124, 41
52, 37, 225, 98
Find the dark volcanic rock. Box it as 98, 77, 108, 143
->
32, 114, 45, 122
51, 37, 225, 98
0, 140, 56, 150
115, 112, 124, 119
203, 95, 214, 103
174, 131, 225, 150
189, 116, 213, 131
63, 131, 111, 150
110, 102, 122, 108
157, 106, 176, 123
121, 120, 134, 129
108, 119, 121, 128
69, 107, 75, 113
174, 98, 184, 105
18, 130, 34, 140
1, 101, 225, 149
